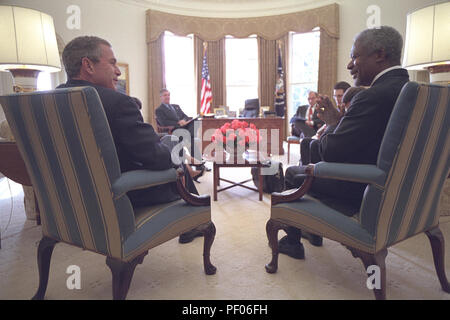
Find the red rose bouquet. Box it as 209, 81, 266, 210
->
211, 119, 261, 151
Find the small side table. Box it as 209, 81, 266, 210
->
210, 150, 268, 201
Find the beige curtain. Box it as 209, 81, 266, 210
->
195, 37, 226, 112
318, 30, 338, 98
147, 34, 165, 126
257, 37, 277, 110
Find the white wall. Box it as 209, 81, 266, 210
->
336, 0, 436, 84
0, 0, 149, 117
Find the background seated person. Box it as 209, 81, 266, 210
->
309, 81, 351, 140
332, 81, 351, 114
300, 86, 367, 166
289, 91, 324, 138
155, 88, 204, 168
156, 89, 192, 128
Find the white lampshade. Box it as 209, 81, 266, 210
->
0, 5, 61, 73
403, 2, 450, 84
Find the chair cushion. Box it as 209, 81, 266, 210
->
287, 136, 301, 142
271, 195, 375, 253
123, 199, 210, 260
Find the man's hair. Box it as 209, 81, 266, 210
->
334, 81, 351, 92
159, 88, 169, 96
307, 90, 318, 97
355, 26, 403, 65
343, 87, 366, 105
62, 36, 111, 79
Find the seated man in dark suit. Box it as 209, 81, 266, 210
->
58, 36, 202, 243
280, 26, 409, 259
155, 89, 204, 167
289, 91, 324, 138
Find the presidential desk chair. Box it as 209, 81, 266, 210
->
241, 98, 260, 118
266, 82, 450, 299
0, 87, 216, 300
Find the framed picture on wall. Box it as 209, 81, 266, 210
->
117, 63, 129, 95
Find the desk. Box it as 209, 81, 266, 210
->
201, 117, 285, 155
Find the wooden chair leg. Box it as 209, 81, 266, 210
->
425, 226, 450, 293
106, 251, 148, 300
349, 247, 388, 300
32, 236, 59, 300
265, 219, 285, 274
200, 221, 217, 275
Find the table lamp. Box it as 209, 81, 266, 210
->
403, 2, 450, 85
0, 5, 61, 92
0, 5, 61, 223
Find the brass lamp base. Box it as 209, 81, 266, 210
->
428, 65, 450, 85
9, 69, 40, 92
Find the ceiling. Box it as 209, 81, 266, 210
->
116, 0, 336, 17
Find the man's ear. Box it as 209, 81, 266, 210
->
374, 48, 387, 63
81, 57, 95, 75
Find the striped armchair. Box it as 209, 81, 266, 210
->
266, 82, 450, 299
0, 87, 216, 300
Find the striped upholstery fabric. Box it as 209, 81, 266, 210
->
0, 87, 131, 259
0, 87, 211, 262
373, 82, 449, 251
271, 82, 450, 253
272, 195, 374, 252
125, 199, 210, 260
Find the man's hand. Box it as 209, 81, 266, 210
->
178, 119, 188, 126
317, 95, 342, 126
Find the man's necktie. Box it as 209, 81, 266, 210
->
167, 104, 176, 114
306, 106, 314, 127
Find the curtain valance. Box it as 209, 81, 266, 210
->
146, 4, 339, 42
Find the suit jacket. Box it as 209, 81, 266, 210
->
314, 68, 410, 203
290, 105, 308, 122
319, 68, 409, 165
155, 103, 190, 127
290, 104, 323, 137
309, 105, 325, 132
57, 79, 181, 206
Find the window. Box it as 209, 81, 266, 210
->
164, 31, 196, 116
288, 30, 320, 121
225, 36, 258, 113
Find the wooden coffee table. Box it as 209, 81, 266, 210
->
207, 150, 268, 201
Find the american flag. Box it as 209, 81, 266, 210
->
274, 43, 285, 117
200, 46, 212, 114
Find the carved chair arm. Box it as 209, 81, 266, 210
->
176, 168, 210, 206
271, 165, 314, 206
